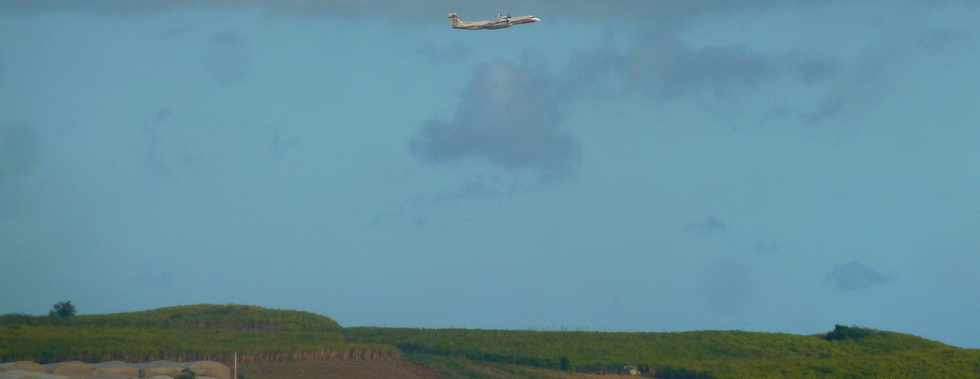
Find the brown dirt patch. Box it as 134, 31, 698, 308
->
239, 360, 445, 379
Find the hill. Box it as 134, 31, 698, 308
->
0, 304, 395, 364
3, 305, 979, 378
1, 304, 342, 331
346, 325, 980, 379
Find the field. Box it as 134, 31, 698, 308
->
3, 305, 980, 378
407, 353, 646, 379
346, 325, 980, 379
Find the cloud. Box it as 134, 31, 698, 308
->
0, 1, 830, 27
825, 261, 889, 292
553, 4, 974, 126
631, 36, 779, 99
566, 31, 838, 102
410, 61, 581, 182
201, 31, 251, 85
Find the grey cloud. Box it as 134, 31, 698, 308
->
633, 36, 776, 99
605, 33, 838, 100
410, 61, 581, 182
801, 46, 892, 126
202, 31, 251, 85
0, 0, 819, 25
558, 25, 840, 108
0, 1, 174, 14
800, 17, 977, 126
825, 261, 889, 292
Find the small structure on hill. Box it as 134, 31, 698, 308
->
623, 365, 640, 376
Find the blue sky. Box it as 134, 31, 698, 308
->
1, 1, 978, 348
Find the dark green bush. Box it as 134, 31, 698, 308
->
49, 301, 76, 319
825, 324, 880, 341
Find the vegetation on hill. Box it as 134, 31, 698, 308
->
346, 326, 980, 378
47, 301, 76, 319
2, 304, 341, 331
0, 304, 394, 364
4, 304, 979, 378
823, 324, 880, 341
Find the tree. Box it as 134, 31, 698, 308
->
559, 356, 570, 371
49, 300, 76, 319
825, 324, 878, 341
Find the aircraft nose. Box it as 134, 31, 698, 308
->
531, 17, 541, 22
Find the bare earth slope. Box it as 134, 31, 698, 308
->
241, 359, 444, 379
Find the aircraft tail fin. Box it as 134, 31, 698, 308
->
448, 12, 464, 28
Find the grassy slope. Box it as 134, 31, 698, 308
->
407, 353, 640, 379
0, 304, 394, 363
4, 305, 979, 378
346, 326, 980, 379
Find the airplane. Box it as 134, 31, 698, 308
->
448, 11, 541, 30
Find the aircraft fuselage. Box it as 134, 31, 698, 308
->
449, 13, 541, 30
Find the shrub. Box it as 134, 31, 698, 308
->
49, 301, 76, 319
825, 324, 879, 341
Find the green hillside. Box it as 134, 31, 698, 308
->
0, 304, 394, 364
4, 305, 979, 378
346, 325, 980, 379
1, 304, 342, 331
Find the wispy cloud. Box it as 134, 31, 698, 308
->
563, 30, 838, 103
0, 0, 838, 27
825, 261, 889, 292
